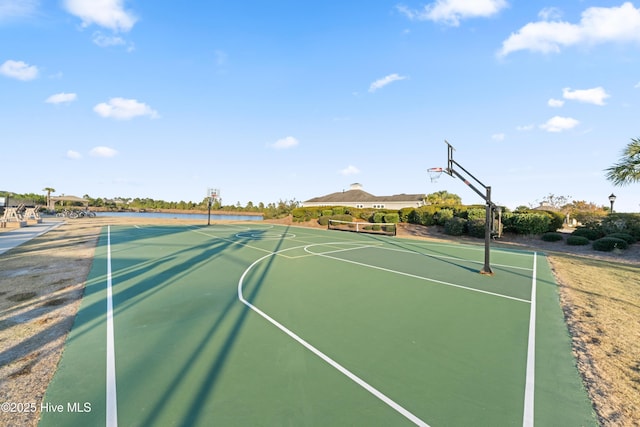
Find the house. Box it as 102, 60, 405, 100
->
302, 183, 425, 210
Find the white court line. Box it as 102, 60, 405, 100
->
392, 239, 537, 258
366, 245, 534, 272
238, 243, 430, 427
523, 253, 537, 427
286, 243, 382, 259
305, 247, 531, 304
106, 226, 118, 427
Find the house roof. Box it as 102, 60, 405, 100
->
304, 189, 424, 204
50, 195, 89, 203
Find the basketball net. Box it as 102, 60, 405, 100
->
427, 167, 444, 183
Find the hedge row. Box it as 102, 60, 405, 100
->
573, 213, 640, 240
543, 228, 636, 251
570, 214, 640, 251
294, 205, 564, 235
293, 206, 403, 227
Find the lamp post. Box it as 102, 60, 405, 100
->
608, 193, 616, 213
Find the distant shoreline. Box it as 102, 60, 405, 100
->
91, 207, 263, 216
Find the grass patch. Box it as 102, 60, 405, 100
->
549, 254, 640, 426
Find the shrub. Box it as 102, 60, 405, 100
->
601, 213, 640, 240
332, 214, 353, 223
592, 237, 628, 252
435, 209, 454, 226
371, 212, 385, 223
466, 208, 486, 222
383, 213, 400, 223
291, 207, 307, 222
399, 207, 414, 223
502, 212, 551, 235
406, 209, 421, 224
318, 216, 330, 226
571, 227, 603, 241
467, 219, 486, 238
332, 207, 345, 215
444, 217, 466, 236
537, 210, 565, 232
416, 208, 437, 226
541, 232, 564, 242
318, 214, 353, 226
606, 232, 636, 244
322, 209, 333, 217
566, 236, 590, 246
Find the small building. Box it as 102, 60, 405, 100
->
302, 183, 425, 210
49, 195, 89, 210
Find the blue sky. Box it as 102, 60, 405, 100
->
1, 1, 639, 212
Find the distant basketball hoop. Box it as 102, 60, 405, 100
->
427, 167, 444, 183
207, 187, 221, 226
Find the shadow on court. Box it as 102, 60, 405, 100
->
141, 226, 291, 426
361, 233, 480, 274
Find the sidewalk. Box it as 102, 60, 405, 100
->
0, 219, 64, 256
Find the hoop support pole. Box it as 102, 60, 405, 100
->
444, 140, 495, 275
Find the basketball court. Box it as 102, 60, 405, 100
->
39, 223, 596, 426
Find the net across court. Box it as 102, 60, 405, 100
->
40, 223, 596, 427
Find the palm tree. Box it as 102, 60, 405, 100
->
42, 187, 55, 209
606, 138, 640, 186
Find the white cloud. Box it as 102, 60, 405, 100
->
89, 146, 118, 158
0, 0, 38, 20
63, 0, 137, 32
270, 136, 299, 150
45, 92, 77, 104
498, 2, 640, 57
539, 116, 579, 132
92, 31, 125, 46
0, 59, 38, 81
491, 133, 505, 141
66, 150, 82, 160
562, 87, 610, 106
548, 98, 564, 107
516, 124, 535, 131
538, 7, 562, 21
635, 81, 640, 88
340, 165, 361, 176
93, 97, 159, 120
369, 73, 407, 92
397, 0, 508, 26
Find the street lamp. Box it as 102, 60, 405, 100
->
608, 193, 617, 213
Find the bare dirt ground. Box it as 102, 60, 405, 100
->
1, 216, 638, 426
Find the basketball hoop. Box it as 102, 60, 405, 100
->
427, 167, 444, 183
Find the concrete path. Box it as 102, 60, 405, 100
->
0, 220, 64, 256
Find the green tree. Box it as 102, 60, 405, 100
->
566, 200, 607, 224
606, 138, 640, 186
426, 190, 461, 205
42, 187, 55, 208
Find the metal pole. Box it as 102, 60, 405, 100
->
207, 198, 212, 226
481, 187, 493, 275
444, 140, 495, 275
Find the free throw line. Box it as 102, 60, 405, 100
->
106, 226, 118, 427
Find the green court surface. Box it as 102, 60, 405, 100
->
39, 224, 596, 426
